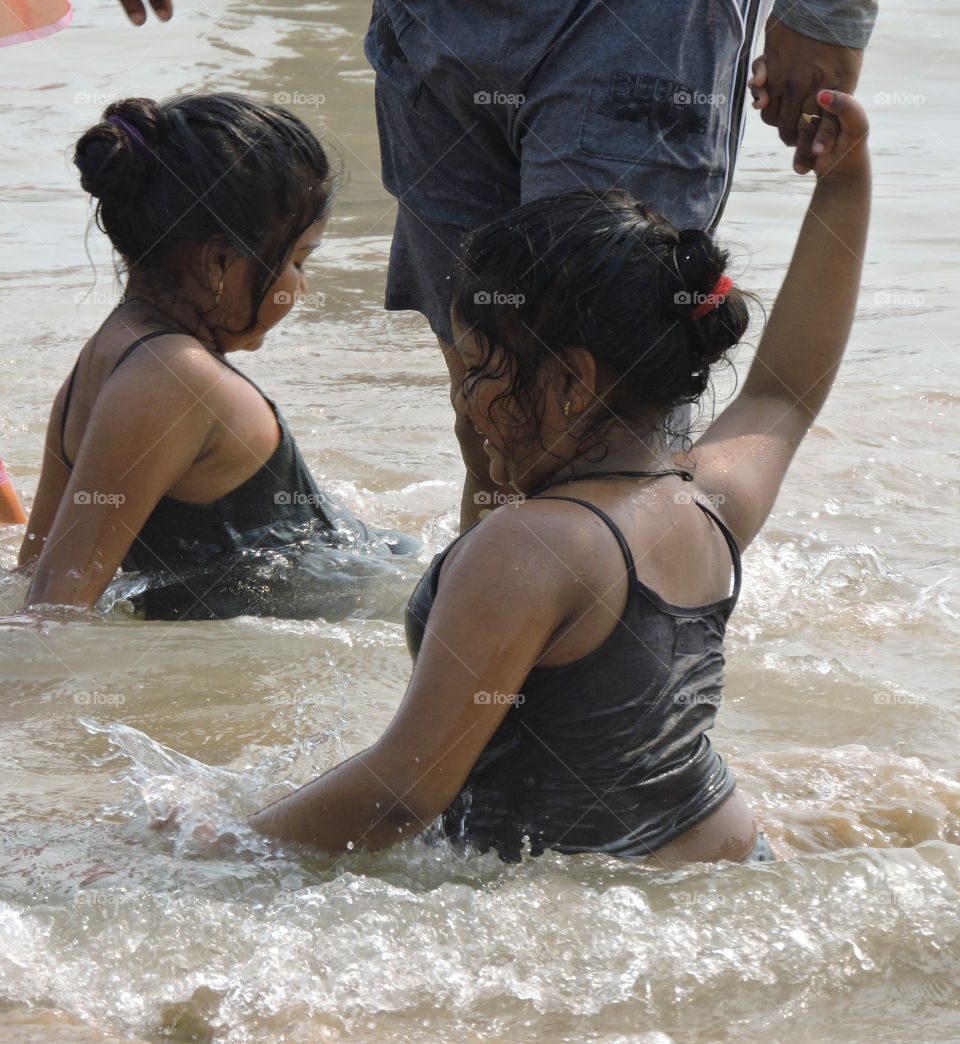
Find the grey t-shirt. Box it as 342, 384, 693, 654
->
773, 0, 878, 48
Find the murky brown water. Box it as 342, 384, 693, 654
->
1, 1, 959, 1041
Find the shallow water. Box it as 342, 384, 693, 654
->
1, 1, 959, 1041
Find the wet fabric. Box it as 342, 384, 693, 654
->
405, 491, 742, 861
365, 0, 878, 344
365, 0, 767, 343
60, 333, 420, 620
772, 0, 878, 49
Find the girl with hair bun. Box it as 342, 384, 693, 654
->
246, 91, 870, 865
19, 93, 417, 621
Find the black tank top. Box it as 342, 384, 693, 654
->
60, 332, 378, 619
405, 478, 741, 860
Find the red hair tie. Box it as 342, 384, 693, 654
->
690, 274, 733, 320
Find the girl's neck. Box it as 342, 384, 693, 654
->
530, 428, 678, 493
112, 283, 218, 350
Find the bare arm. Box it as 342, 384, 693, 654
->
18, 381, 72, 568
688, 90, 870, 549
248, 506, 573, 850
24, 349, 215, 609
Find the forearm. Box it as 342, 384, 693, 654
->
26, 546, 111, 609
25, 514, 131, 609
742, 158, 870, 420
247, 748, 432, 851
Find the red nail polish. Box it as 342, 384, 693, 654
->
818, 90, 833, 106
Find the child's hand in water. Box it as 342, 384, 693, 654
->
807, 90, 870, 182
148, 797, 240, 855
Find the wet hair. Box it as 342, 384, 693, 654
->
74, 93, 333, 334
451, 189, 750, 450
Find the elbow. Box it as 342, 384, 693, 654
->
355, 795, 440, 852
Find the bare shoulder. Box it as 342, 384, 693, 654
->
440, 494, 616, 596
100, 333, 238, 402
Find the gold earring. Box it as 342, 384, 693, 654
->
215, 279, 224, 305
563, 400, 571, 417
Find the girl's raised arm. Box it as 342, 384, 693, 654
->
689, 90, 871, 550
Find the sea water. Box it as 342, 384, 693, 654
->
1, 1, 958, 1040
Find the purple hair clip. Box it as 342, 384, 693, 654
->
106, 113, 147, 149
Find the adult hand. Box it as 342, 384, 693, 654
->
748, 18, 864, 175
116, 0, 173, 25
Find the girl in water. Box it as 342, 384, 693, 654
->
19, 94, 416, 621
245, 90, 869, 864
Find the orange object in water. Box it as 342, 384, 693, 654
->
0, 0, 73, 48
0, 455, 28, 524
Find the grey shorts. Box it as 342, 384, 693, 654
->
365, 0, 768, 343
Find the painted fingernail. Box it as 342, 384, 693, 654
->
813, 141, 825, 154
818, 90, 834, 105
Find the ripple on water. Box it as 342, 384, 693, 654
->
3, 722, 960, 1042
2, 838, 960, 1043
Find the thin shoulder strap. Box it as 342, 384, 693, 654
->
60, 330, 182, 469
110, 331, 276, 411
538, 495, 743, 605
60, 359, 81, 467
694, 500, 743, 601
534, 495, 636, 577
211, 348, 276, 406
109, 329, 182, 375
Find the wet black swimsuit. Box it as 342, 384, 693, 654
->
405, 470, 743, 861
60, 331, 414, 620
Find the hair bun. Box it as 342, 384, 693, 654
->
74, 99, 162, 202
660, 228, 716, 318
654, 226, 745, 372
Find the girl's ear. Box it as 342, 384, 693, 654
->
197, 237, 238, 297
555, 346, 598, 416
